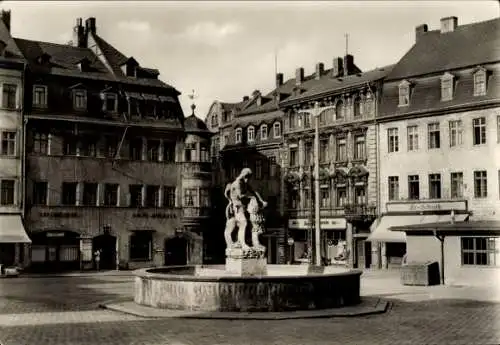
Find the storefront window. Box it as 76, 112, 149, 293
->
129, 232, 152, 261
461, 237, 500, 266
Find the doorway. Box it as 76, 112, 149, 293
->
92, 234, 117, 270
164, 236, 188, 266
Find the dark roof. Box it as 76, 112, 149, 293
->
231, 110, 283, 129
92, 34, 128, 76
184, 114, 211, 134
238, 78, 297, 115
387, 18, 500, 81
220, 102, 243, 112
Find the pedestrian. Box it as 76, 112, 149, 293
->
94, 249, 101, 271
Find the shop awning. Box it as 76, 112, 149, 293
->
366, 213, 469, 243
0, 215, 31, 243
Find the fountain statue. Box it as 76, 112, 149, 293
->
224, 168, 268, 275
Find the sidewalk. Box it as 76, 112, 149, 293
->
20, 270, 134, 278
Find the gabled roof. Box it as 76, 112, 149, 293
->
238, 78, 297, 115
91, 34, 128, 77
386, 18, 500, 81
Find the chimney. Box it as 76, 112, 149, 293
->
332, 57, 343, 77
415, 24, 428, 42
315, 62, 324, 80
343, 54, 354, 76
440, 16, 458, 33
243, 96, 249, 102
295, 67, 304, 85
85, 17, 97, 35
0, 10, 11, 33
276, 73, 284, 88
73, 18, 86, 48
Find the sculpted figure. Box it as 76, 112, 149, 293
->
224, 168, 267, 251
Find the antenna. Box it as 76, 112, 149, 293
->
345, 33, 349, 55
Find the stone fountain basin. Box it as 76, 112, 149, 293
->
134, 265, 362, 312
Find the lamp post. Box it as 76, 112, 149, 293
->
299, 102, 335, 266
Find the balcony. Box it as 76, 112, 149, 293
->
181, 162, 212, 178
344, 204, 377, 222
287, 207, 345, 218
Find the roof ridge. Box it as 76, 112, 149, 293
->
13, 37, 91, 51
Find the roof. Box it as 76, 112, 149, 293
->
386, 18, 500, 81
184, 114, 211, 134
231, 110, 283, 129
390, 220, 500, 232
221, 101, 243, 113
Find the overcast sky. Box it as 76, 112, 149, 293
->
2, 1, 498, 118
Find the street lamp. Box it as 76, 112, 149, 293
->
298, 102, 335, 266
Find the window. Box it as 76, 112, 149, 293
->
129, 138, 143, 160
398, 81, 410, 106
303, 113, 311, 128
1, 131, 16, 156
255, 159, 262, 179
129, 185, 143, 207
235, 128, 242, 143
79, 139, 97, 157
336, 187, 347, 207
2, 84, 16, 109
82, 183, 98, 206
0, 180, 14, 205
335, 101, 344, 120
73, 90, 87, 110
461, 237, 499, 266
184, 188, 197, 206
305, 142, 313, 166
211, 114, 218, 127
129, 232, 152, 261
104, 184, 119, 206
269, 156, 277, 178
33, 85, 47, 108
200, 188, 210, 207
223, 134, 229, 148
428, 123, 440, 149
33, 181, 48, 205
319, 139, 328, 163
408, 175, 420, 200
184, 143, 196, 162
260, 125, 268, 140
440, 74, 454, 101
353, 97, 362, 117
473, 117, 487, 145
145, 185, 160, 207
388, 176, 399, 201
288, 114, 296, 130
320, 188, 330, 208
33, 133, 48, 154
247, 126, 255, 142
147, 140, 160, 161
355, 186, 366, 205
473, 70, 487, 96
429, 174, 442, 199
451, 172, 464, 199
336, 138, 347, 161
200, 143, 209, 162
407, 126, 419, 151
387, 128, 399, 153
61, 182, 77, 205
163, 141, 176, 162
289, 189, 299, 209
103, 136, 118, 158
163, 187, 175, 207
474, 171, 487, 198
354, 135, 365, 160
62, 136, 77, 156
104, 93, 117, 112
289, 148, 297, 167
449, 120, 463, 147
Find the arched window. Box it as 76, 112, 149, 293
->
260, 125, 268, 140
235, 128, 242, 143
247, 126, 255, 142
335, 101, 344, 120
273, 122, 281, 138
353, 97, 362, 117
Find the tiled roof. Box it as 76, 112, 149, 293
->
387, 18, 500, 81
91, 34, 128, 76
184, 114, 211, 134
220, 101, 243, 112
231, 110, 283, 129
238, 78, 297, 115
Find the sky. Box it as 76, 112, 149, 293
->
1, 1, 498, 119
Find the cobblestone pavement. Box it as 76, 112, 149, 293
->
0, 271, 499, 345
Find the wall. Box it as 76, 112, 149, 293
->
378, 107, 500, 218
406, 235, 441, 264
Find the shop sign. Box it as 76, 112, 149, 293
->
132, 212, 177, 219
46, 232, 65, 237
288, 218, 347, 230
386, 200, 467, 213
40, 212, 80, 218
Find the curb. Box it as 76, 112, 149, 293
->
99, 298, 390, 320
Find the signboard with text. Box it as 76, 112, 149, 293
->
288, 218, 347, 230
386, 200, 467, 213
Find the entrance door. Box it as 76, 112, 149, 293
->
92, 234, 117, 270
164, 236, 188, 266
364, 241, 372, 268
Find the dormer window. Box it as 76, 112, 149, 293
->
440, 72, 454, 101
473, 67, 487, 96
121, 57, 139, 77
33, 85, 48, 108
398, 80, 411, 106
247, 126, 255, 142
103, 93, 118, 112
260, 125, 268, 140
273, 122, 281, 138
73, 89, 87, 110
235, 128, 242, 144
37, 53, 51, 65
77, 58, 91, 72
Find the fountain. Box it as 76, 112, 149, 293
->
134, 168, 362, 313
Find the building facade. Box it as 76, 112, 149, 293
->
280, 56, 390, 267
5, 16, 211, 272
369, 17, 500, 283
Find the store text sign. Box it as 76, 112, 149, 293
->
288, 218, 347, 230
386, 200, 467, 213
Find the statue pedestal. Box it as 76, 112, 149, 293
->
225, 248, 268, 277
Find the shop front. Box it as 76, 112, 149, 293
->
0, 215, 31, 269
367, 200, 470, 269
30, 230, 81, 272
